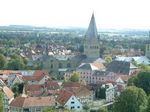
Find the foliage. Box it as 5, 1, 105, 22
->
42, 107, 56, 112
7, 58, 25, 70
146, 96, 150, 112
95, 87, 106, 99
131, 58, 137, 67
0, 92, 3, 112
83, 104, 90, 111
97, 107, 108, 112
0, 54, 6, 69
12, 83, 24, 97
132, 71, 150, 95
113, 86, 147, 112
69, 71, 80, 82
104, 55, 112, 65
138, 63, 150, 71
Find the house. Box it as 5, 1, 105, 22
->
7, 73, 23, 87
22, 70, 50, 85
102, 83, 115, 102
62, 82, 81, 88
56, 90, 82, 111
106, 60, 138, 75
10, 96, 56, 112
115, 56, 150, 65
24, 84, 44, 96
64, 62, 106, 84
2, 86, 14, 112
64, 86, 94, 104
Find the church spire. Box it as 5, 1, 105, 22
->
85, 13, 98, 38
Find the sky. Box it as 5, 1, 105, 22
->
0, 0, 150, 29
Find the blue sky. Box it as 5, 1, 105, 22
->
0, 0, 150, 29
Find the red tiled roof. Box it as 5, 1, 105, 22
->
23, 70, 49, 81
45, 81, 59, 90
10, 96, 55, 108
3, 86, 14, 99
64, 86, 92, 97
24, 84, 43, 92
63, 82, 81, 88
56, 90, 73, 105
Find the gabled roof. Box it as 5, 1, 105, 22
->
10, 96, 55, 108
78, 63, 104, 71
85, 13, 98, 38
45, 81, 60, 90
107, 60, 135, 75
63, 82, 81, 88
56, 90, 73, 105
3, 86, 14, 99
64, 86, 92, 97
23, 70, 49, 81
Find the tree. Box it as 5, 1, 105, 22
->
0, 92, 3, 112
104, 55, 112, 65
95, 87, 106, 99
69, 71, 80, 82
12, 83, 24, 97
97, 107, 108, 112
113, 86, 147, 112
7, 58, 25, 70
146, 96, 150, 112
42, 107, 56, 112
128, 71, 150, 95
0, 54, 6, 69
131, 58, 137, 67
83, 104, 90, 112
138, 63, 150, 71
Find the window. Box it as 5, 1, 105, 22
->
77, 106, 80, 108
71, 106, 75, 109
36, 108, 41, 112
59, 63, 62, 68
51, 64, 53, 68
67, 63, 71, 68
71, 101, 75, 104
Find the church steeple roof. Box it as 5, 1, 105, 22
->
85, 13, 98, 38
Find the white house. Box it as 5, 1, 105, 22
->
102, 83, 115, 102
56, 90, 82, 111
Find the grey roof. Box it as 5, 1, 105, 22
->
85, 13, 98, 38
106, 60, 131, 75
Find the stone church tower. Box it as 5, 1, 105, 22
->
145, 31, 150, 58
84, 13, 100, 58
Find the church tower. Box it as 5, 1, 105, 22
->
145, 31, 150, 58
84, 13, 100, 58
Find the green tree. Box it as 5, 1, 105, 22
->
83, 104, 90, 112
42, 107, 56, 112
69, 71, 80, 82
95, 87, 106, 99
113, 86, 147, 112
0, 54, 6, 69
104, 55, 112, 65
131, 58, 137, 67
7, 58, 25, 70
138, 63, 150, 71
97, 107, 108, 112
0, 92, 3, 112
132, 71, 150, 95
12, 83, 24, 97
146, 96, 150, 112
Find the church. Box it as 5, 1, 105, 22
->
84, 13, 100, 59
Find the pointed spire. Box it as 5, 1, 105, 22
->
85, 13, 98, 38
